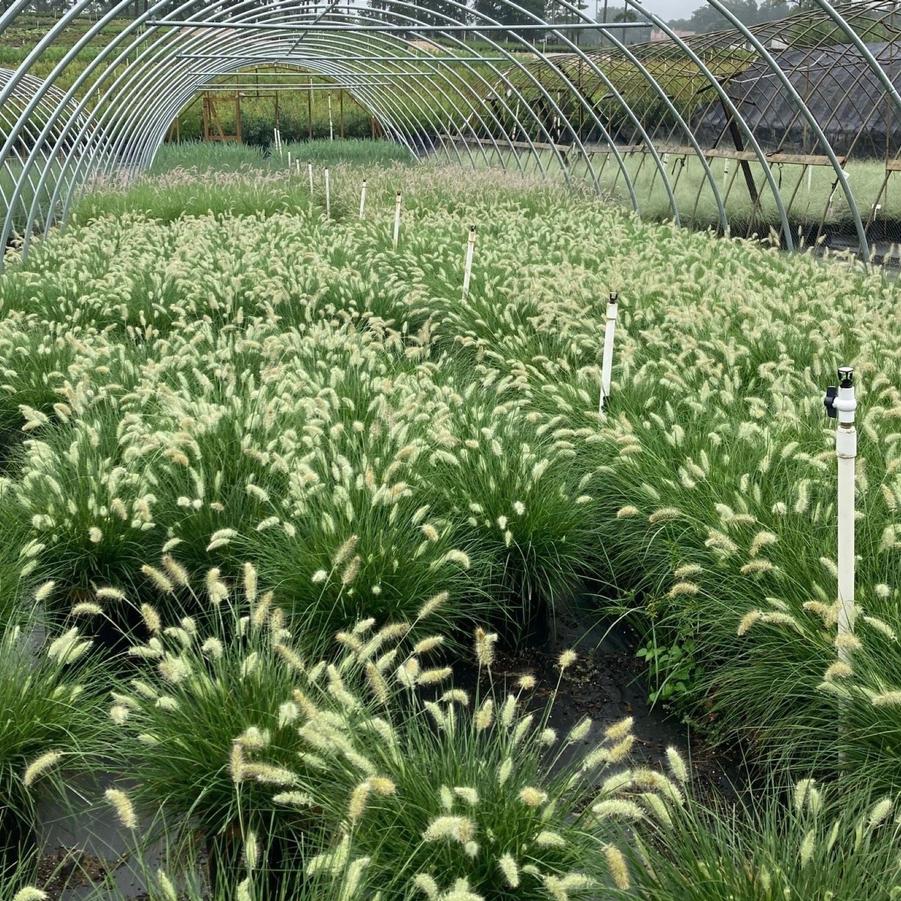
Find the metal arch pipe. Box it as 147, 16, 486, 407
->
63, 14, 510, 198
6, 0, 645, 246
0, 68, 97, 236
105, 12, 515, 174
12, 3, 492, 246
620, 0, 797, 251
22, 0, 584, 239
50, 32, 478, 229
19, 0, 565, 237
703, 0, 868, 260
476, 0, 681, 221
535, 22, 729, 230
501, 27, 728, 231
28, 0, 608, 207
4, 0, 901, 264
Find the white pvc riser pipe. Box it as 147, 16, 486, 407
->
599, 294, 619, 414
359, 179, 367, 219
324, 166, 330, 218
834, 369, 857, 664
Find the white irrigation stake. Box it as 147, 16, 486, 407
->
393, 191, 402, 249
328, 94, 334, 142
295, 160, 301, 176
359, 179, 367, 219
824, 366, 857, 667
599, 292, 619, 414
307, 162, 314, 193
462, 225, 477, 298
324, 167, 331, 220
287, 151, 292, 169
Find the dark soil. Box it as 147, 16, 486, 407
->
456, 598, 744, 800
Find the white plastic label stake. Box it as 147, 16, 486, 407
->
393, 192, 402, 249
359, 180, 367, 219
308, 162, 313, 193
462, 226, 477, 298
324, 168, 331, 220
599, 294, 619, 414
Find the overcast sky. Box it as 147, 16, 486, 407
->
642, 0, 704, 19
589, 0, 704, 20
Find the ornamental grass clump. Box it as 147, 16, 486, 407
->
626, 778, 901, 900
296, 631, 685, 899
108, 560, 337, 872
0, 612, 107, 856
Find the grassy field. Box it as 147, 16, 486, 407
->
476, 146, 901, 237
1, 141, 900, 898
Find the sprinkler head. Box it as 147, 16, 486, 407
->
824, 385, 838, 418
838, 366, 854, 388
609, 292, 619, 305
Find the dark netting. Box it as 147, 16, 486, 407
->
695, 42, 901, 158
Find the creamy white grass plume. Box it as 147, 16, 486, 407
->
518, 786, 547, 807
141, 564, 174, 594
422, 815, 476, 844
273, 790, 315, 807
34, 580, 56, 602
71, 602, 103, 617
593, 798, 644, 821
418, 666, 452, 686
244, 830, 259, 870
141, 604, 162, 634
604, 716, 633, 742
557, 649, 577, 670
161, 555, 190, 587
497, 853, 519, 888
23, 750, 63, 787
799, 828, 816, 867
474, 698, 494, 731
473, 628, 497, 668
105, 788, 137, 829
608, 735, 635, 763
565, 716, 591, 744
543, 872, 595, 900
665, 746, 689, 783
206, 568, 229, 605
156, 870, 178, 901
13, 889, 49, 901
603, 844, 630, 890
47, 628, 92, 666
867, 797, 893, 828
417, 591, 449, 620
